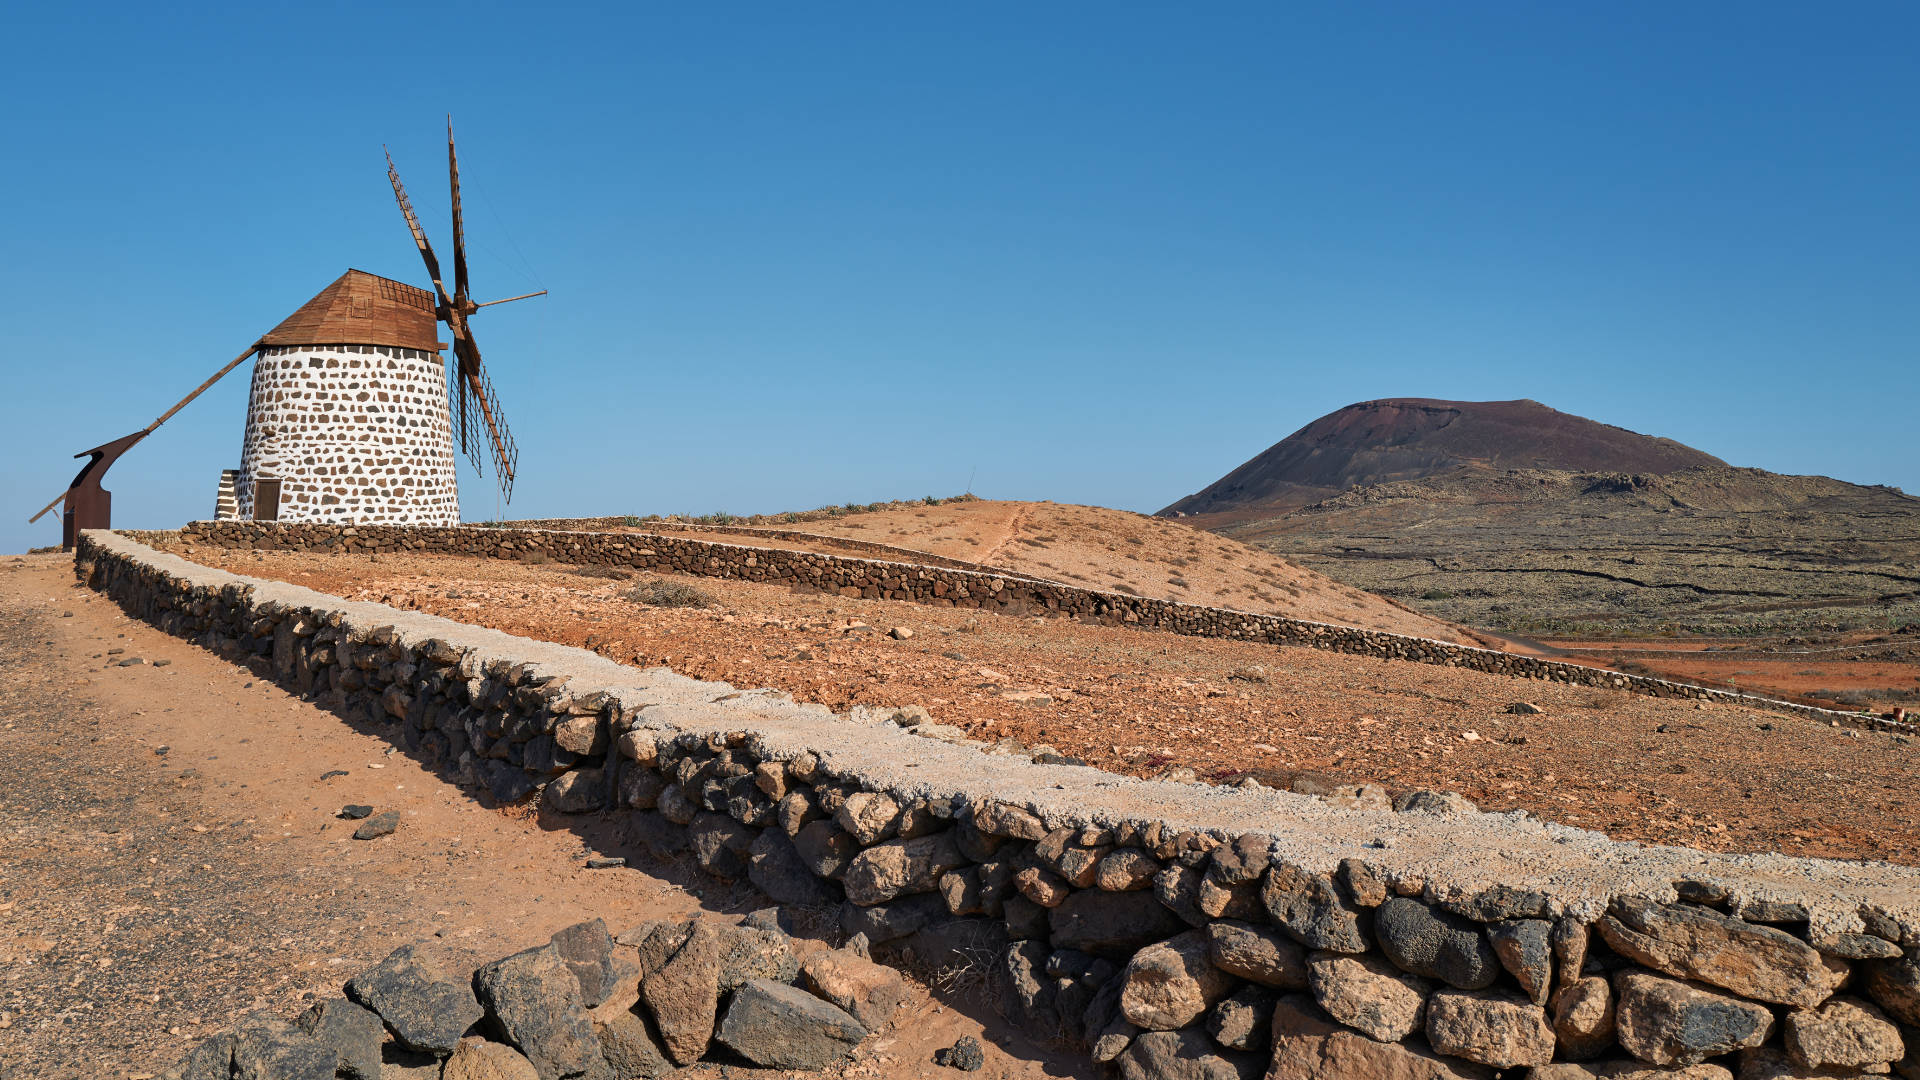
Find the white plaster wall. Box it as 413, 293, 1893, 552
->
237, 345, 460, 525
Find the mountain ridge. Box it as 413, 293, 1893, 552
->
1162, 397, 1728, 518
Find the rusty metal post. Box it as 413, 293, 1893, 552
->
60, 432, 148, 549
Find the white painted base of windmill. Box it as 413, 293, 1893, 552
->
234, 345, 461, 526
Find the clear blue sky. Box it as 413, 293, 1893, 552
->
3, 3, 1915, 553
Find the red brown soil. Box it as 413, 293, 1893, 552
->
1545, 635, 1920, 714
160, 544, 1920, 867
671, 500, 1475, 644
0, 554, 1086, 1080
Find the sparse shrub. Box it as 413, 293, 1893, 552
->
1168, 577, 1190, 588
620, 515, 641, 527
624, 579, 714, 609
1420, 589, 1456, 600
923, 495, 941, 505
1125, 536, 1144, 545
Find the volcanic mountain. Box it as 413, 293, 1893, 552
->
1161, 398, 1727, 519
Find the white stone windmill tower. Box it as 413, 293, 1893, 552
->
27, 121, 541, 544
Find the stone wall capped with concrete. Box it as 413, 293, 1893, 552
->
78, 530, 1920, 1080
152, 519, 1911, 732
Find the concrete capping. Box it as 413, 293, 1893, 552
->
77, 529, 1920, 1076
148, 519, 1912, 734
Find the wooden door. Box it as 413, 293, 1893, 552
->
253, 478, 282, 521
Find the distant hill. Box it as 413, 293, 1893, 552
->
1161, 398, 1727, 519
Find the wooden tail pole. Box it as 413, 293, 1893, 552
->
26, 341, 262, 525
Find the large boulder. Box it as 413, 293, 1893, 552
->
715, 979, 868, 1070
1120, 930, 1236, 1031
549, 919, 636, 1010
1423, 989, 1554, 1070
802, 947, 912, 1030
1783, 995, 1905, 1070
1612, 970, 1774, 1066
1207, 920, 1309, 989
1116, 1028, 1261, 1080
473, 944, 602, 1080
291, 997, 384, 1080
1307, 950, 1430, 1043
1596, 898, 1846, 1009
161, 1032, 236, 1080
1050, 888, 1189, 959
639, 920, 720, 1065
590, 1007, 672, 1080
1374, 898, 1499, 990
841, 833, 967, 905
1268, 995, 1494, 1080
229, 1015, 341, 1080
345, 944, 485, 1055
1262, 865, 1369, 954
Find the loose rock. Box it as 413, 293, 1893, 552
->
345, 944, 485, 1055
473, 943, 601, 1080
934, 1035, 985, 1071
292, 997, 384, 1080
715, 979, 867, 1070
802, 947, 911, 1030
351, 810, 399, 840
640, 920, 720, 1065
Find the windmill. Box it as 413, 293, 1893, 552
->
26, 119, 543, 544
385, 119, 544, 505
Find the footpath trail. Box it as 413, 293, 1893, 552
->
0, 554, 1075, 1080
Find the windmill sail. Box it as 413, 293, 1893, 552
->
385, 126, 523, 504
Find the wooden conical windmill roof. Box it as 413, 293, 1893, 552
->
258, 269, 446, 352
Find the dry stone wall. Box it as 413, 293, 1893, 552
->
155, 519, 1907, 731
78, 530, 1920, 1080
234, 345, 459, 526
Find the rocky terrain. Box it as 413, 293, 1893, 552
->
1220, 465, 1920, 640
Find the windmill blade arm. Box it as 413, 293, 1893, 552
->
385, 148, 453, 309
448, 117, 469, 306
454, 335, 518, 502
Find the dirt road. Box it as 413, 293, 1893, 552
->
0, 554, 1080, 1080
